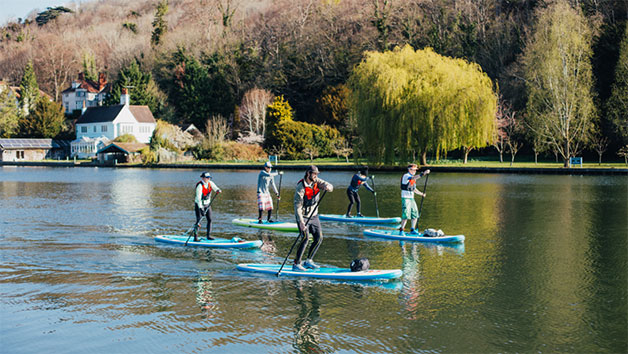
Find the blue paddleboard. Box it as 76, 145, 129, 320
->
363, 229, 465, 243
236, 263, 402, 280
319, 214, 401, 224
155, 235, 263, 248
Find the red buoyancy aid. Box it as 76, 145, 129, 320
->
299, 178, 320, 207
400, 175, 416, 191
197, 181, 213, 200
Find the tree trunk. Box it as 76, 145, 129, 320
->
564, 141, 570, 168
534, 151, 538, 164
421, 151, 427, 165
598, 153, 602, 165
499, 152, 503, 163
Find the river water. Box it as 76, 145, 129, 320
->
0, 166, 626, 353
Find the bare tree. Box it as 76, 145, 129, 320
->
303, 145, 319, 161
618, 145, 628, 166
240, 88, 274, 136
33, 33, 79, 101
592, 135, 609, 165
333, 139, 353, 163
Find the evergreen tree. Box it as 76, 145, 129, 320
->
82, 52, 98, 82
348, 45, 497, 165
607, 21, 628, 146
20, 99, 65, 138
523, 0, 597, 167
0, 86, 20, 137
151, 0, 168, 47
105, 60, 163, 114
18, 61, 40, 117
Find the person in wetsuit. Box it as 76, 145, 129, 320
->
293, 165, 333, 271
194, 172, 222, 241
345, 168, 375, 218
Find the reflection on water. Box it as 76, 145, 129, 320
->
0, 167, 626, 353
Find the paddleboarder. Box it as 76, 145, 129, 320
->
194, 172, 222, 242
399, 164, 430, 235
345, 168, 375, 218
293, 165, 333, 271
257, 161, 280, 223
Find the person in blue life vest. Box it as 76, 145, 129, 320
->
194, 172, 222, 242
257, 161, 280, 223
293, 165, 334, 271
345, 168, 375, 218
399, 164, 430, 235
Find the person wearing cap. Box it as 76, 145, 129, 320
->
293, 165, 334, 271
257, 161, 280, 223
345, 168, 375, 218
399, 164, 430, 235
194, 172, 222, 242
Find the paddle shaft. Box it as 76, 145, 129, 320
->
277, 190, 327, 276
185, 192, 220, 246
273, 172, 283, 222
416, 173, 429, 229
370, 175, 380, 218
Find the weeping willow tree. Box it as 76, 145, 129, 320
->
348, 45, 497, 165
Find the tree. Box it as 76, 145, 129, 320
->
151, 0, 169, 47
240, 88, 274, 136
0, 85, 20, 137
105, 59, 163, 114
18, 61, 40, 116
591, 135, 609, 165
348, 45, 497, 165
33, 34, 79, 101
606, 21, 628, 146
315, 84, 351, 133
20, 99, 65, 138
35, 6, 73, 26
523, 0, 597, 167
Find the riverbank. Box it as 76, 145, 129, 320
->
2, 159, 627, 175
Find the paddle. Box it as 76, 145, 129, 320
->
370, 175, 380, 218
184, 191, 220, 246
416, 172, 429, 230
277, 190, 327, 276
272, 171, 283, 222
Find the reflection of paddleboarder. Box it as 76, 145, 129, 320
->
293, 282, 325, 354
196, 276, 217, 318
293, 165, 333, 271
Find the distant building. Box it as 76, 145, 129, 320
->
61, 72, 110, 115
178, 123, 202, 138
97, 142, 147, 164
71, 88, 156, 158
0, 138, 71, 161
0, 81, 53, 116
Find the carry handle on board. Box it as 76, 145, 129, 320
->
184, 192, 220, 246
277, 190, 327, 276
370, 175, 380, 218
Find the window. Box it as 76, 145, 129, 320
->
81, 126, 87, 133
76, 101, 82, 110
101, 125, 107, 132
93, 126, 97, 132
16, 151, 25, 159
121, 125, 133, 133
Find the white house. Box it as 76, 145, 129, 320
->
71, 89, 156, 158
61, 72, 109, 114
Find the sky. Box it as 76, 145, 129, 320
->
0, 0, 94, 25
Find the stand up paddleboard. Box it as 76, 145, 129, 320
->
232, 218, 299, 232
319, 214, 401, 224
155, 235, 262, 248
236, 263, 402, 280
363, 229, 465, 243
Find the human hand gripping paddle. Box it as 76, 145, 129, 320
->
276, 190, 327, 276
416, 171, 430, 230
184, 191, 221, 246
370, 175, 380, 218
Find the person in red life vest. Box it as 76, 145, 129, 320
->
399, 164, 430, 235
345, 168, 375, 218
293, 165, 333, 271
257, 161, 280, 224
194, 172, 222, 242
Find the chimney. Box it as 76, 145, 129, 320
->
98, 73, 106, 91
120, 88, 130, 106
81, 100, 87, 114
